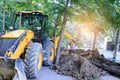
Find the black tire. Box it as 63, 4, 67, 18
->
24, 42, 42, 79
43, 42, 55, 66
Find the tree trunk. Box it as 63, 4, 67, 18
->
92, 33, 97, 50
53, 15, 60, 37
2, 0, 5, 31
113, 29, 119, 61
55, 0, 70, 64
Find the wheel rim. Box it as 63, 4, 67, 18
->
50, 48, 54, 61
38, 53, 42, 70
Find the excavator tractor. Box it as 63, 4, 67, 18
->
0, 11, 56, 79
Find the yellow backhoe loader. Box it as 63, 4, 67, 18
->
0, 11, 75, 80
0, 11, 56, 79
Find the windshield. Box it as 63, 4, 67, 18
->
14, 14, 44, 31
22, 16, 41, 30
14, 12, 49, 38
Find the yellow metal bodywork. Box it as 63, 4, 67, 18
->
16, 11, 43, 14
53, 36, 60, 49
50, 48, 55, 61
1, 30, 25, 38
38, 52, 42, 70
53, 30, 76, 49
5, 30, 34, 59
64, 30, 76, 42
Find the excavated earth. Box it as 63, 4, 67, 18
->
0, 59, 15, 80
52, 49, 120, 80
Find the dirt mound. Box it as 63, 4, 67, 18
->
0, 67, 15, 80
52, 53, 102, 80
53, 49, 120, 80
0, 59, 15, 80
62, 49, 103, 59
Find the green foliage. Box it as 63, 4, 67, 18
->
98, 0, 120, 28
0, 0, 119, 38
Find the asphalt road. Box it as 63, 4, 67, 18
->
3, 59, 74, 80
38, 67, 74, 80
37, 66, 120, 80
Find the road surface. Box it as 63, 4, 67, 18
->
39, 67, 75, 80
38, 66, 120, 80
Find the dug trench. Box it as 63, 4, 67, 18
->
52, 49, 120, 80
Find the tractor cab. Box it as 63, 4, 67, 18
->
13, 11, 49, 42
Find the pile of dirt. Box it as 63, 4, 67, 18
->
62, 49, 103, 59
52, 53, 103, 80
53, 49, 120, 80
0, 59, 16, 80
0, 67, 15, 80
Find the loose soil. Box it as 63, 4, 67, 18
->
52, 49, 120, 80
0, 59, 15, 80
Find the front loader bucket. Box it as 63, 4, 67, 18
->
0, 58, 16, 80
